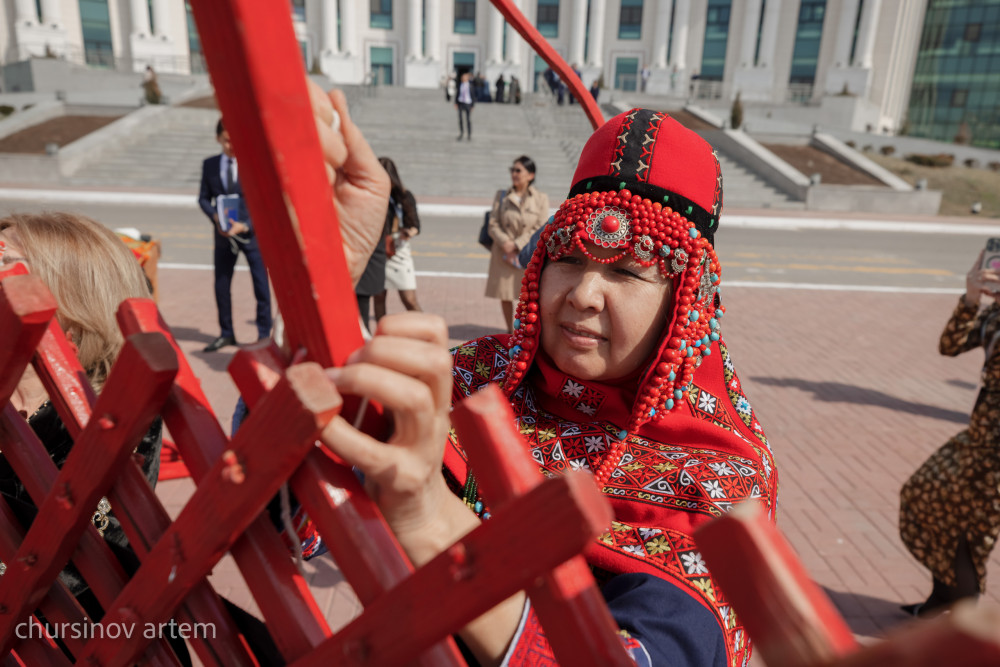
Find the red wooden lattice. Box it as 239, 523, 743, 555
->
2, 0, 998, 665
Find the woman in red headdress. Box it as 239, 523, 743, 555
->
324, 108, 777, 666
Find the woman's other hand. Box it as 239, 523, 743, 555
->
320, 313, 477, 564
501, 240, 517, 256
965, 249, 1000, 307
321, 314, 527, 661
308, 80, 390, 286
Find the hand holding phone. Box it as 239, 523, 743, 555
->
967, 240, 1000, 306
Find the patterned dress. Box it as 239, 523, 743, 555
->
446, 335, 776, 666
900, 297, 1000, 589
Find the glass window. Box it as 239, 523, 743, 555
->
614, 56, 639, 90
370, 45, 393, 84
951, 88, 968, 106
78, 0, 114, 67
537, 0, 559, 38
700, 0, 731, 80
619, 0, 643, 40
788, 0, 826, 84
291, 0, 305, 22
371, 0, 392, 29
454, 0, 475, 34
185, 2, 205, 73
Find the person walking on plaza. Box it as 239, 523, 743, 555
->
455, 71, 474, 141
495, 74, 506, 103
197, 118, 272, 352
485, 155, 549, 333
373, 157, 422, 321
899, 248, 1000, 616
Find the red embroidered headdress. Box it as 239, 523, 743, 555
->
502, 109, 731, 482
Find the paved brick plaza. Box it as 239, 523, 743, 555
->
151, 257, 1000, 657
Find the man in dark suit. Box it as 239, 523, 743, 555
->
197, 119, 272, 352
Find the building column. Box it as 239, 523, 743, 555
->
739, 0, 761, 67
833, 0, 860, 67
14, 0, 38, 23
39, 0, 62, 26
406, 0, 422, 60
505, 0, 521, 64
151, 0, 171, 38
568, 0, 588, 67
425, 0, 441, 60
130, 0, 151, 36
322, 0, 339, 54
488, 4, 504, 64
853, 0, 881, 68
669, 0, 689, 69
652, 0, 673, 68
341, 0, 358, 55
586, 0, 607, 67
756, 0, 780, 68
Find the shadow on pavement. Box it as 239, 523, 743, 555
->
945, 378, 978, 391
190, 349, 237, 374
448, 323, 504, 344
751, 377, 969, 425
822, 586, 913, 637
167, 325, 217, 345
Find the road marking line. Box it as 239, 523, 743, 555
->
2, 189, 998, 236
158, 264, 962, 293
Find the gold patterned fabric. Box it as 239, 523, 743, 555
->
900, 297, 1000, 590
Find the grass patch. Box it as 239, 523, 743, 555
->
868, 153, 1000, 218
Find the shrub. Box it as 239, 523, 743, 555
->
880, 145, 895, 156
964, 157, 980, 168
989, 161, 1000, 172
845, 140, 857, 148
904, 153, 955, 167
862, 144, 873, 152
0, 105, 14, 119
730, 92, 743, 130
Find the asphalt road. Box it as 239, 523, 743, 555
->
0, 196, 992, 293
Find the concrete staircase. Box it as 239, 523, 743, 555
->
60, 83, 803, 210
712, 151, 805, 210
67, 107, 216, 191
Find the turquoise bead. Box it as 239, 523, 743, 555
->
665, 398, 674, 409
668, 371, 676, 381
686, 347, 693, 357
689, 228, 699, 238
617, 429, 628, 440
679, 340, 686, 350
509, 345, 522, 358
703, 348, 712, 356
474, 501, 483, 513
674, 389, 683, 400
483, 511, 491, 519
513, 318, 521, 330
710, 332, 720, 341
689, 311, 699, 321
710, 318, 719, 330
649, 408, 657, 416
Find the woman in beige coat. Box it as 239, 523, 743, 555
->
486, 155, 550, 332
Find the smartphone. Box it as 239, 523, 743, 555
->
982, 238, 1000, 271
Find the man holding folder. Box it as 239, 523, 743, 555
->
197, 118, 272, 352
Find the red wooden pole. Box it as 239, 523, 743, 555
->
488, 0, 604, 130
451, 385, 632, 665
694, 503, 858, 667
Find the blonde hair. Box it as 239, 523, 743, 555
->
0, 213, 151, 388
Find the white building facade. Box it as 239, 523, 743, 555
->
1, 0, 928, 132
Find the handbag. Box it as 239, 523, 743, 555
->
478, 189, 506, 250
